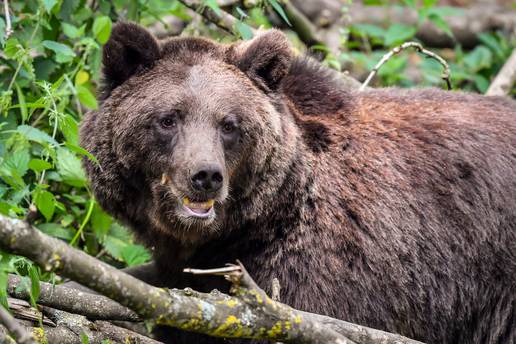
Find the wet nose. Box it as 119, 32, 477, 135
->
190, 165, 223, 193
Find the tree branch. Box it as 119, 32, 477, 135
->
0, 303, 36, 344
486, 49, 516, 96
178, 0, 256, 36
7, 274, 139, 322
0, 214, 423, 344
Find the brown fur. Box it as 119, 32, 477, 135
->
80, 22, 516, 344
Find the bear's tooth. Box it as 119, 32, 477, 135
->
161, 173, 170, 185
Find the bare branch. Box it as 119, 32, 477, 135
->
0, 303, 36, 344
486, 49, 516, 96
360, 42, 451, 91
3, 0, 13, 39
7, 274, 139, 322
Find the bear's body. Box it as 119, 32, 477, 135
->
80, 23, 516, 344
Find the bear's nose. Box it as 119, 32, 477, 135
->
190, 165, 223, 193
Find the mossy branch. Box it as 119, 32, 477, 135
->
0, 214, 423, 344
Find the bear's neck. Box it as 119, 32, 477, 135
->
280, 57, 354, 117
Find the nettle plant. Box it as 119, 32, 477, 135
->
0, 0, 163, 302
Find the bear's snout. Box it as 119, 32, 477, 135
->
190, 164, 224, 193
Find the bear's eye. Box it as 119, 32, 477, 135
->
221, 121, 236, 134
160, 116, 176, 129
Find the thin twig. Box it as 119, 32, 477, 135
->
360, 41, 452, 91
486, 49, 516, 96
183, 265, 241, 275
3, 0, 13, 39
0, 305, 36, 344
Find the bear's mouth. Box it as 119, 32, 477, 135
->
182, 197, 214, 218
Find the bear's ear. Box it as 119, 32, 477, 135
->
101, 22, 160, 98
231, 30, 293, 91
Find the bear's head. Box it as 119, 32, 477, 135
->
80, 23, 301, 245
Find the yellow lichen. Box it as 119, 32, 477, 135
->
211, 315, 245, 337
294, 315, 302, 324
32, 327, 48, 344
249, 290, 263, 304
225, 299, 239, 308
179, 318, 201, 330
267, 321, 284, 338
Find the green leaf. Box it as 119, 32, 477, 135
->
4, 38, 20, 59
76, 85, 98, 110
42, 40, 76, 63
0, 271, 8, 310
204, 0, 222, 16
65, 143, 98, 165
478, 33, 507, 60
351, 24, 385, 40
473, 75, 489, 93
91, 204, 112, 238
92, 16, 112, 44
268, 0, 291, 26
59, 115, 79, 145
28, 265, 40, 306
121, 244, 151, 267
28, 159, 52, 172
43, 0, 58, 13
422, 0, 438, 8
1, 148, 30, 181
62, 23, 85, 39
384, 24, 417, 47
17, 125, 59, 146
56, 147, 87, 187
428, 13, 453, 38
34, 189, 56, 221
402, 0, 416, 8
75, 70, 89, 86
235, 21, 254, 40
464, 46, 493, 72
37, 223, 74, 240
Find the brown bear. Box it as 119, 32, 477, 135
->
79, 22, 516, 344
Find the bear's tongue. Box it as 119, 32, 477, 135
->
183, 197, 214, 215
